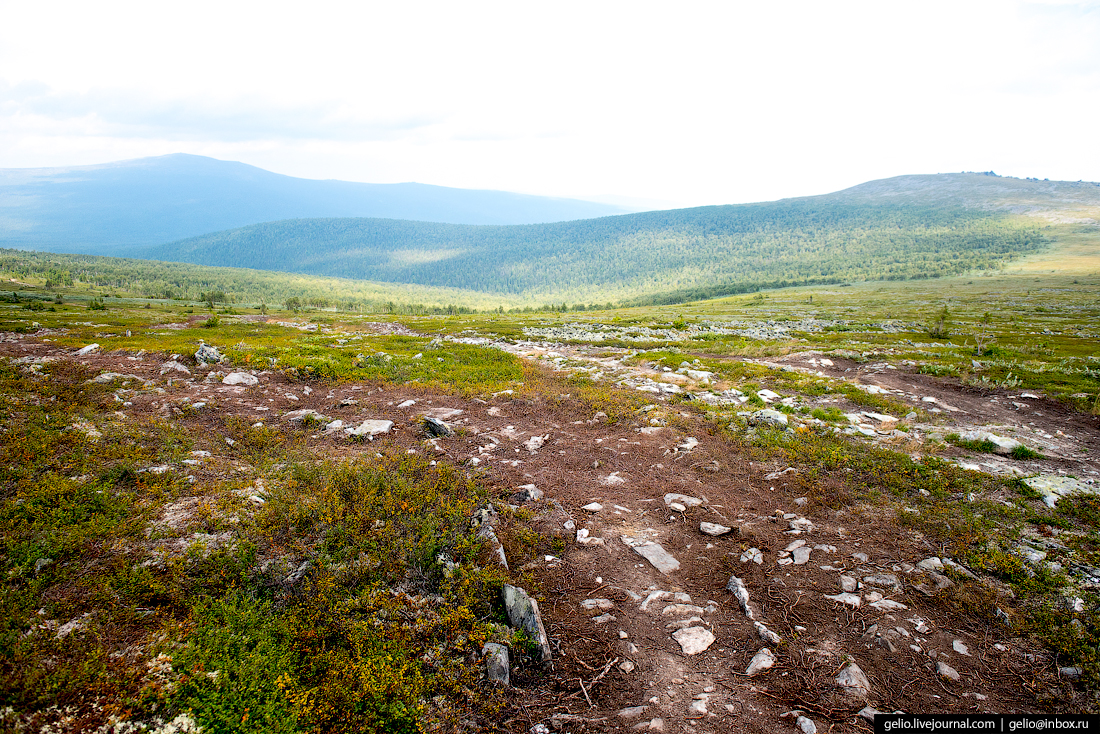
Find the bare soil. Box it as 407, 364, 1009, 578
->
5, 331, 1097, 733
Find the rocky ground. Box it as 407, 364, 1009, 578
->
4, 321, 1098, 733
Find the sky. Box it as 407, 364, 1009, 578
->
1, 0, 1098, 208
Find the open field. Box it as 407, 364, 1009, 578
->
0, 264, 1097, 732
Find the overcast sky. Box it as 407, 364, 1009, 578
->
1, 0, 1098, 208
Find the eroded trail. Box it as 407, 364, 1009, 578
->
3, 328, 1096, 732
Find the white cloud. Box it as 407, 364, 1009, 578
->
0, 0, 1097, 205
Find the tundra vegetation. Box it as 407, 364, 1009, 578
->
0, 178, 1098, 729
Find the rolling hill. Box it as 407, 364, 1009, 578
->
130, 173, 1074, 303
0, 154, 631, 252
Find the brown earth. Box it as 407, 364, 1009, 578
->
4, 330, 1097, 732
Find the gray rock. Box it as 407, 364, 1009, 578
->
34, 557, 52, 574
960, 430, 1022, 455
284, 409, 329, 424
619, 706, 647, 720
796, 715, 818, 734
859, 707, 884, 722
195, 344, 225, 365
75, 344, 100, 356
749, 409, 788, 428
1060, 666, 1083, 679
477, 523, 508, 569
792, 546, 812, 565
755, 621, 781, 644
672, 626, 715, 655
285, 560, 312, 585
824, 592, 861, 607
746, 647, 776, 676
423, 416, 454, 437
502, 584, 552, 663
482, 642, 510, 685
664, 492, 704, 508
347, 419, 394, 437
623, 537, 681, 574
863, 573, 901, 592
222, 372, 258, 386
840, 575, 858, 592
936, 661, 960, 681
581, 598, 615, 612
160, 360, 191, 375
726, 575, 754, 618
515, 484, 543, 502
836, 662, 871, 697
700, 522, 732, 536
582, 502, 604, 512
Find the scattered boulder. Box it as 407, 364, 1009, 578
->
796, 715, 818, 734
746, 648, 776, 676
960, 430, 1022, 455
222, 372, 258, 386
672, 626, 715, 655
502, 584, 552, 663
284, 409, 329, 424
622, 537, 681, 574
482, 642, 510, 685
582, 502, 604, 512
700, 522, 732, 536
160, 360, 191, 375
748, 409, 788, 428
664, 493, 704, 509
347, 419, 394, 437
835, 662, 872, 698
423, 416, 454, 437
936, 661, 960, 681
194, 343, 225, 365
515, 484, 543, 502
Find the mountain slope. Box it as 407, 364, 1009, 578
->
0, 154, 631, 251
134, 189, 1048, 302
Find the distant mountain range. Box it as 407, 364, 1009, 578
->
0, 154, 633, 251
4, 160, 1096, 304
130, 172, 1087, 302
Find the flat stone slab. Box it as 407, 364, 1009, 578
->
222, 372, 258, 386
664, 492, 704, 508
746, 647, 775, 676
623, 537, 681, 574
699, 522, 731, 536
347, 419, 393, 436
672, 626, 715, 655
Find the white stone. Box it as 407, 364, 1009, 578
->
754, 621, 781, 644
836, 662, 872, 696
623, 538, 680, 574
75, 343, 100, 356
740, 547, 763, 564
936, 661, 960, 681
347, 419, 393, 436
745, 647, 776, 676
664, 493, 704, 508
840, 575, 858, 592
223, 372, 258, 386
581, 598, 615, 612
672, 626, 715, 655
700, 522, 731, 536
824, 593, 861, 608
796, 715, 818, 734
870, 599, 908, 611
582, 502, 604, 512
953, 640, 970, 656
792, 547, 812, 565
397, 399, 416, 408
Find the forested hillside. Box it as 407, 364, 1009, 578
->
135, 199, 1046, 302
